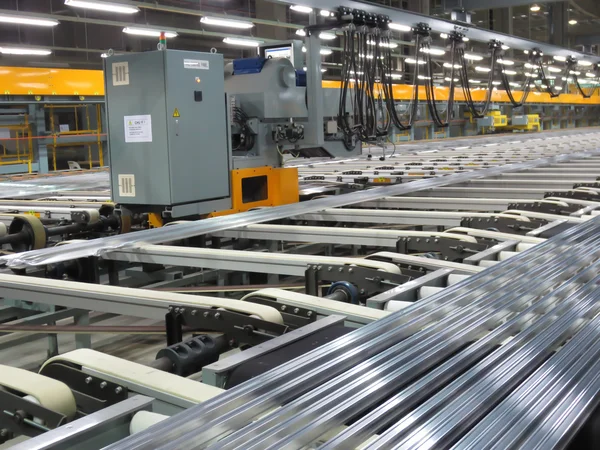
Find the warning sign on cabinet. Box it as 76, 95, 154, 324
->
124, 115, 152, 143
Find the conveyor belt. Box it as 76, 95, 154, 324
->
103, 216, 600, 450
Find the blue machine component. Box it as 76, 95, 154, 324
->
233, 57, 267, 75
327, 281, 360, 305
295, 69, 306, 87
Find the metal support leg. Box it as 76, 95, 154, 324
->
74, 311, 92, 349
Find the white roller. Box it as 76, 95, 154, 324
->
479, 260, 499, 267
444, 227, 545, 244
130, 411, 169, 435
86, 208, 100, 225
384, 300, 414, 312
516, 243, 536, 252
0, 365, 76, 419
0, 222, 6, 237
447, 274, 471, 286
418, 286, 445, 299
499, 251, 519, 261
42, 349, 224, 404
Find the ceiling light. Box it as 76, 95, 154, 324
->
475, 66, 490, 72
390, 73, 403, 79
417, 75, 431, 80
562, 77, 573, 82
586, 72, 596, 78
421, 47, 446, 56
530, 4, 541, 12
555, 86, 563, 90
405, 58, 426, 65
320, 10, 332, 17
569, 70, 581, 75
540, 84, 548, 89
319, 32, 336, 40
388, 23, 412, 32
350, 70, 364, 75
64, 0, 139, 14
290, 5, 313, 13
440, 33, 449, 39
501, 45, 510, 50
497, 58, 514, 65
546, 75, 556, 79
524, 72, 536, 77
444, 77, 459, 82
223, 37, 261, 47
492, 81, 502, 85
503, 69, 517, 75
568, 19, 577, 25
367, 40, 398, 48
547, 66, 562, 73
578, 60, 593, 66
0, 13, 59, 27
0, 47, 52, 55
302, 66, 327, 72
524, 63, 537, 69
463, 53, 483, 61
123, 27, 177, 38
509, 82, 520, 87
295, 29, 306, 37
524, 50, 530, 54
469, 79, 481, 84
553, 55, 567, 62
462, 37, 469, 42
101, 53, 108, 58
200, 16, 254, 29
443, 62, 461, 69
302, 46, 333, 55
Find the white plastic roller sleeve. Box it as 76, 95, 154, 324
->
384, 300, 413, 312
499, 251, 519, 261
479, 260, 499, 267
86, 209, 100, 225
130, 411, 169, 435
0, 222, 7, 237
516, 243, 536, 252
418, 286, 445, 300
447, 274, 471, 286
23, 395, 44, 425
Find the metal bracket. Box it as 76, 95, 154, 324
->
304, 263, 411, 297
244, 296, 316, 329
461, 216, 545, 235
39, 362, 127, 414
0, 390, 66, 441
165, 305, 289, 347
507, 201, 581, 216
396, 236, 490, 262
546, 191, 600, 201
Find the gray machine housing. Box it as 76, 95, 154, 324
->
104, 50, 232, 217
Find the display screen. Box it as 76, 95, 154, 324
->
264, 46, 292, 63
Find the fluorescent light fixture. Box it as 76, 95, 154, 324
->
553, 55, 567, 62
390, 73, 403, 79
443, 62, 460, 69
405, 58, 426, 65
524, 72, 536, 77
462, 37, 469, 42
546, 75, 556, 79
0, 47, 52, 55
509, 82, 520, 87
468, 79, 481, 83
440, 33, 449, 39
530, 4, 541, 12
350, 70, 364, 75
503, 69, 517, 75
562, 77, 573, 82
302, 66, 327, 72
578, 60, 593, 66
295, 29, 306, 37
417, 75, 431, 80
223, 37, 261, 47
301, 46, 333, 55
388, 23, 412, 32
320, 10, 332, 17
555, 86, 563, 90
290, 5, 313, 13
200, 16, 254, 29
540, 84, 548, 89
492, 81, 502, 85
444, 77, 459, 82
586, 72, 596, 78
367, 40, 398, 48
547, 66, 561, 73
569, 70, 581, 75
475, 66, 490, 72
319, 32, 336, 40
101, 53, 108, 58
64, 0, 139, 14
497, 59, 514, 66
421, 47, 446, 56
501, 45, 510, 50
568, 19, 577, 25
463, 52, 483, 61
348, 78, 356, 82
523, 50, 529, 54
0, 13, 59, 27
123, 27, 177, 38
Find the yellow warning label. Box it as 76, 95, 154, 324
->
27, 211, 41, 218
173, 108, 180, 118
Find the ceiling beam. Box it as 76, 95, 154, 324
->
443, 0, 564, 11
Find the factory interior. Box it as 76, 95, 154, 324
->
4, 0, 600, 448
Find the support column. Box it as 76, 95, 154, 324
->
548, 2, 567, 47
29, 104, 48, 173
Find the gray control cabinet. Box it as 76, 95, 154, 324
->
104, 50, 231, 209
